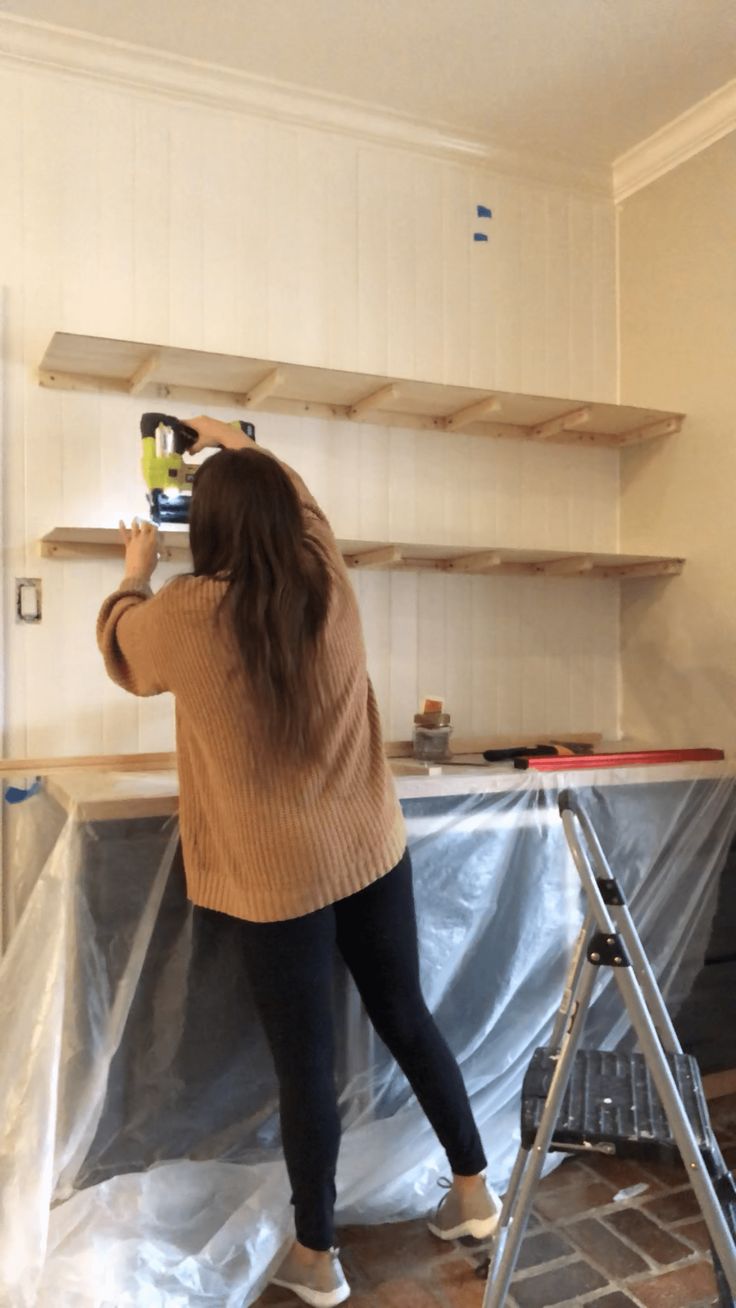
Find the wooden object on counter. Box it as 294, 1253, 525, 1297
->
0, 751, 177, 776
0, 734, 603, 780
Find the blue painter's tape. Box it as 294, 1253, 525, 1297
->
473, 232, 489, 242
477, 205, 493, 218
5, 778, 42, 804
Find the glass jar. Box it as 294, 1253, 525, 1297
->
412, 724, 453, 762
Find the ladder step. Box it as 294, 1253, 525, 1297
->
521, 1047, 715, 1164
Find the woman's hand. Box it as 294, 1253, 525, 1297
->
186, 415, 252, 455
119, 519, 160, 582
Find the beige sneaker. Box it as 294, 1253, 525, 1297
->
427, 1177, 502, 1242
271, 1245, 351, 1307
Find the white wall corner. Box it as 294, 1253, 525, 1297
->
614, 78, 736, 202
0, 12, 612, 197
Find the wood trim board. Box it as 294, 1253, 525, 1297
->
38, 332, 685, 450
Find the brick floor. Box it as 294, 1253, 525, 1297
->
565, 1217, 649, 1278
253, 1098, 735, 1307
605, 1208, 693, 1264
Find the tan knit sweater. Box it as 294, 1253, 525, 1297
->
97, 456, 406, 923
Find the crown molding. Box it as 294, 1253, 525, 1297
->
0, 13, 611, 196
614, 78, 736, 202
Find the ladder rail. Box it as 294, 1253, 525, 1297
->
561, 800, 736, 1295
561, 791, 682, 1052
548, 907, 596, 1050
482, 792, 736, 1306
483, 961, 600, 1308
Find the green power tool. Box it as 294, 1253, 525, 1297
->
140, 413, 256, 525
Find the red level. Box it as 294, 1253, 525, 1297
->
515, 748, 725, 772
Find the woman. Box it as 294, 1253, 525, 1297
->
98, 416, 499, 1307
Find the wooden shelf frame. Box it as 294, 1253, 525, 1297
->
40, 528, 685, 581
38, 333, 685, 450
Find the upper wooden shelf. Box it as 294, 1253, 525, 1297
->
40, 528, 685, 580
38, 333, 684, 449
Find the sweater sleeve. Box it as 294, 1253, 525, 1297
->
97, 576, 167, 697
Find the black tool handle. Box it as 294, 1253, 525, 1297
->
140, 412, 198, 452
141, 414, 256, 449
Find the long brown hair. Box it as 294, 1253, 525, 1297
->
189, 447, 331, 762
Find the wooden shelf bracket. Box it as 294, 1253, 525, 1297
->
617, 416, 683, 446
348, 383, 398, 420
530, 406, 592, 440
128, 353, 161, 395
444, 551, 502, 574
443, 396, 501, 432
344, 545, 403, 569
539, 555, 595, 576
244, 367, 283, 408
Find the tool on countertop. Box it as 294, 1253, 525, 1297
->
141, 413, 256, 525
513, 746, 724, 771
483, 741, 594, 763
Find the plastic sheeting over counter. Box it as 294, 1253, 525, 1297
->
0, 762, 734, 1307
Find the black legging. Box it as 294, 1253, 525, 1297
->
202, 849, 486, 1250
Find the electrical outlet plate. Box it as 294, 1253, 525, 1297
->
16, 578, 42, 623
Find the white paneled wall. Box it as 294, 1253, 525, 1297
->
0, 60, 619, 757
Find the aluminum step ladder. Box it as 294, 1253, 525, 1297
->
483, 790, 736, 1308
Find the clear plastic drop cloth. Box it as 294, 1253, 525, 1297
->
0, 764, 734, 1307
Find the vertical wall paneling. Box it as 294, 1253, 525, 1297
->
358, 425, 390, 540
296, 131, 330, 368
544, 191, 571, 398
492, 439, 524, 547
0, 71, 24, 758
492, 175, 523, 392
468, 437, 499, 547
388, 572, 418, 738
413, 156, 445, 383
202, 110, 244, 356
95, 92, 136, 340
266, 124, 305, 363
0, 288, 5, 949
356, 146, 389, 376
519, 578, 548, 732
133, 98, 171, 346
352, 569, 391, 726
324, 139, 359, 371
520, 183, 548, 395
0, 60, 620, 754
568, 194, 596, 398
416, 572, 448, 710
385, 151, 417, 380
469, 172, 497, 388
21, 76, 65, 757
469, 575, 496, 734
441, 165, 471, 386
441, 433, 473, 545
593, 201, 618, 404
233, 117, 270, 361
444, 574, 474, 729
168, 107, 206, 349
387, 428, 417, 544
493, 578, 523, 734
413, 429, 446, 544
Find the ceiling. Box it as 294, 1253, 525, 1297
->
2, 0, 735, 165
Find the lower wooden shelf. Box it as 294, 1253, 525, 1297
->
40, 528, 685, 580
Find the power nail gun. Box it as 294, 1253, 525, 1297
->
140, 413, 256, 525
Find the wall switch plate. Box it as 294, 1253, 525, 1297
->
16, 578, 42, 623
